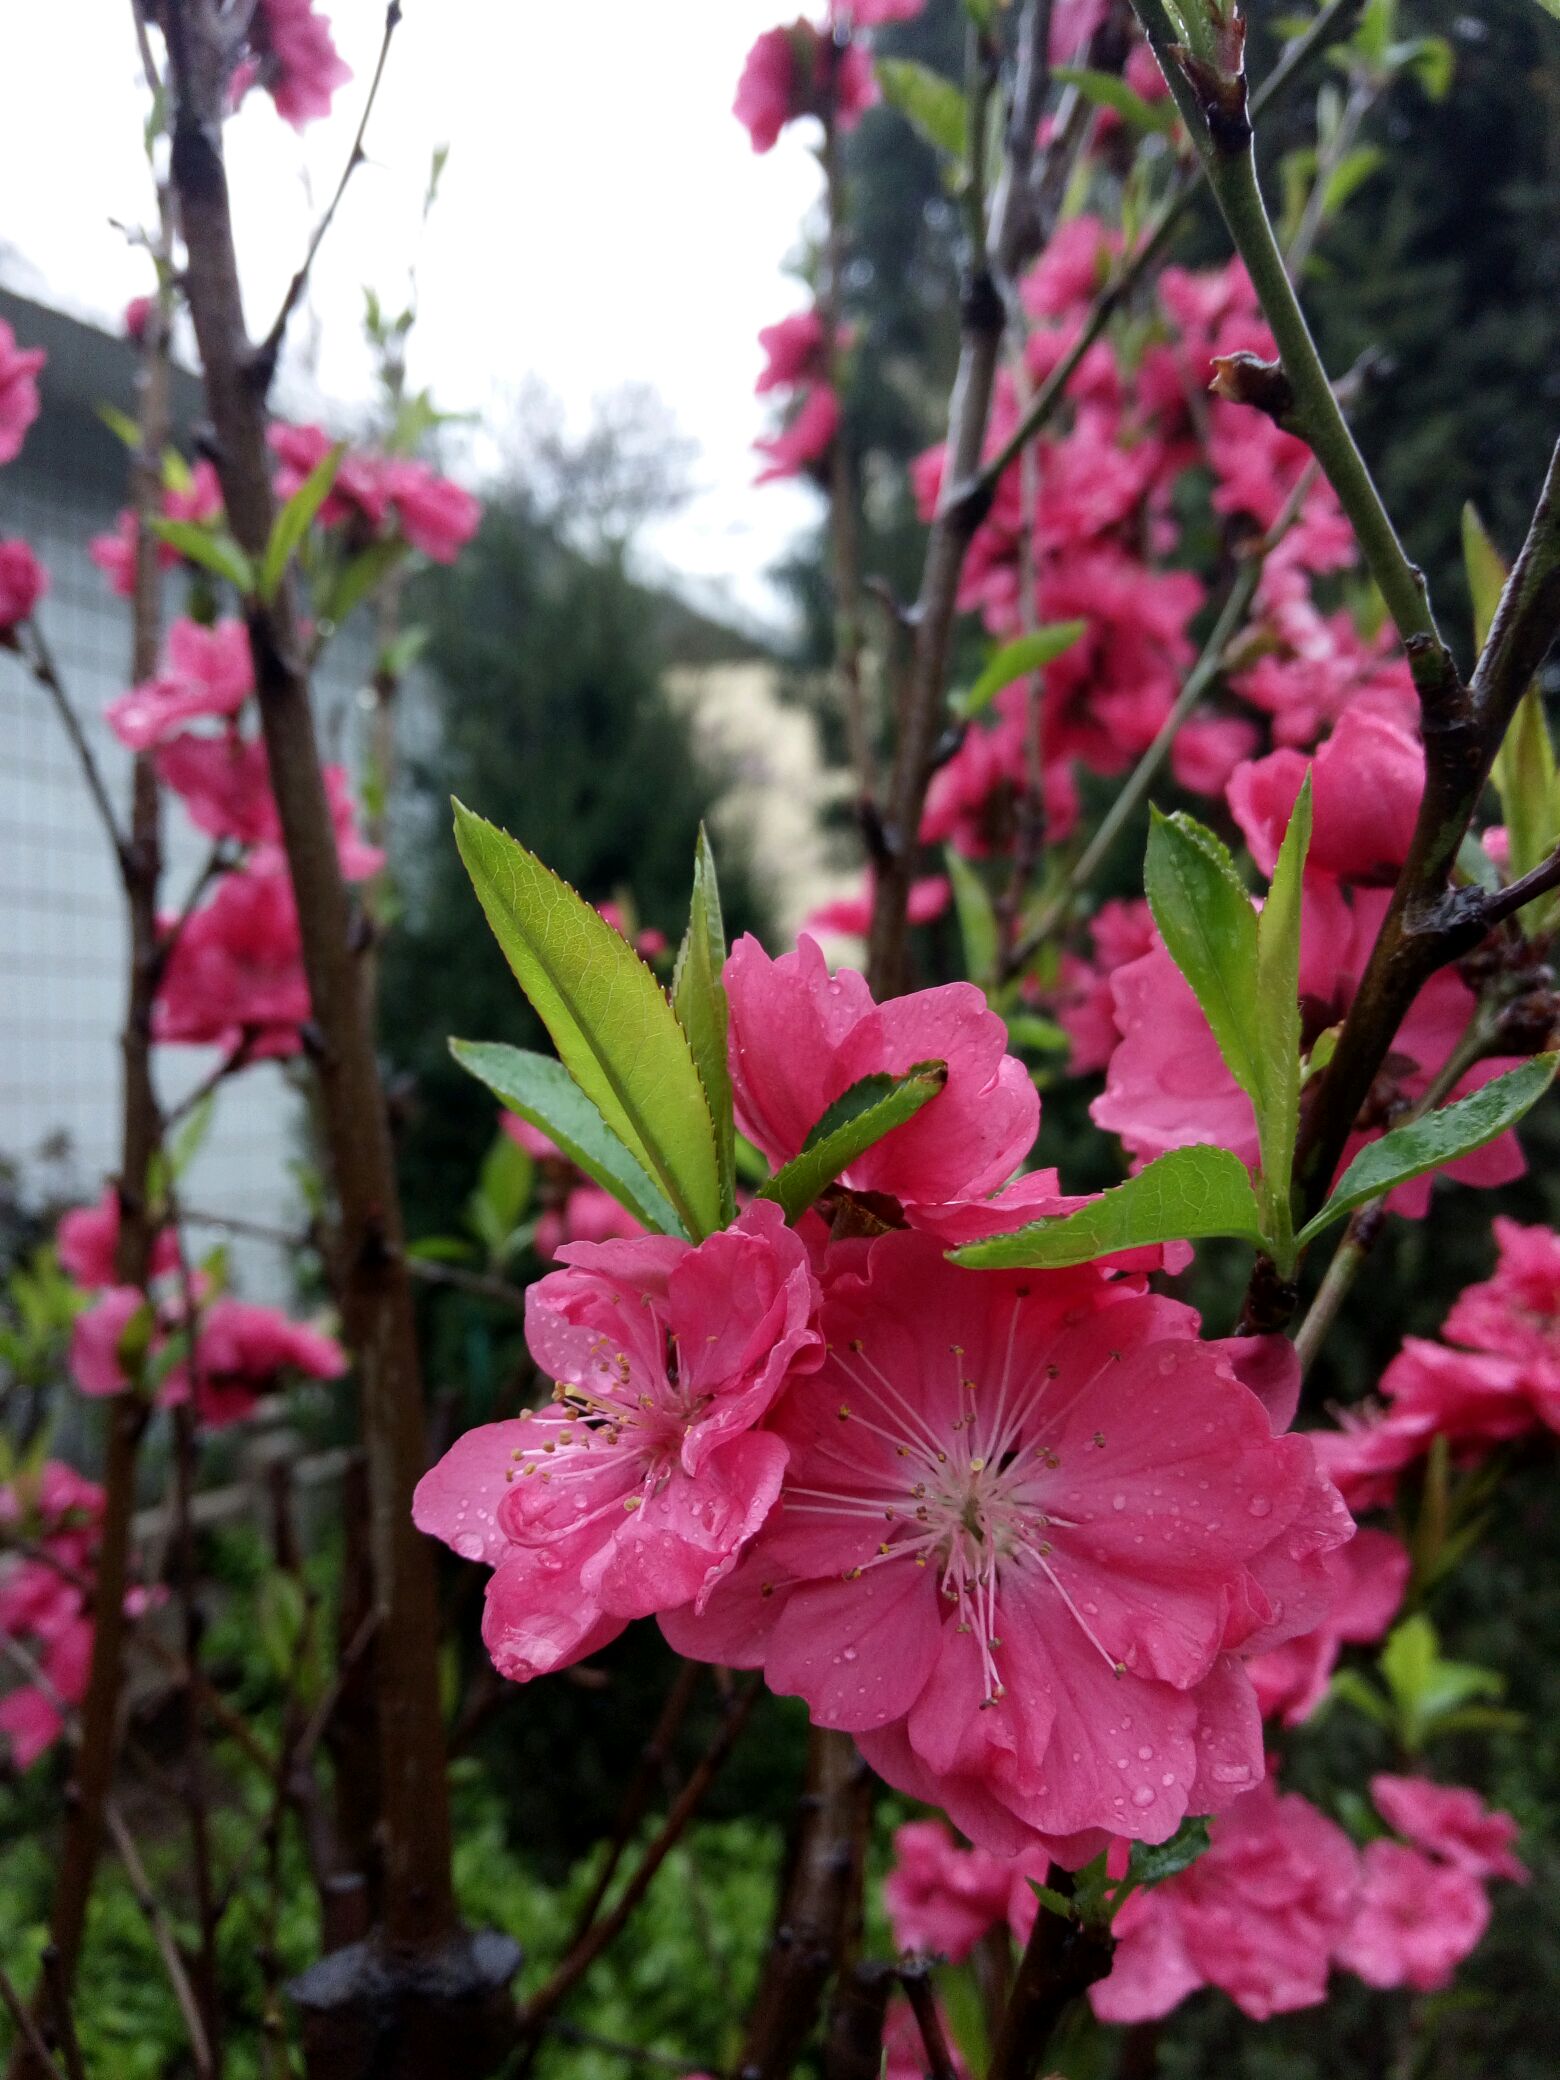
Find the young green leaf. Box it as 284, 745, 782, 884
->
874, 57, 968, 161
1253, 774, 1311, 1267
949, 1144, 1266, 1271
315, 537, 408, 630
150, 518, 254, 593
259, 440, 344, 601
1124, 1816, 1212, 1892
1296, 1053, 1558, 1246
1144, 808, 1263, 1103
672, 827, 736, 1225
450, 807, 721, 1235
449, 1038, 687, 1239
759, 1062, 948, 1222
1052, 66, 1177, 136
952, 623, 1086, 721
945, 848, 998, 986
1467, 504, 1560, 887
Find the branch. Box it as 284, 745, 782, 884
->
517, 1677, 760, 2037
14, 624, 129, 867
987, 1881, 1113, 2080
822, 1960, 896, 2080
252, 1, 403, 388
0, 1971, 67, 2080
822, 116, 875, 826
104, 1803, 214, 2078
1481, 844, 1560, 929
897, 1960, 961, 2080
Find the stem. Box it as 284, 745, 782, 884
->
1483, 843, 1560, 927
987, 1879, 1113, 2080
163, 0, 461, 1954
104, 1803, 214, 2077
822, 118, 874, 820
897, 1961, 960, 2080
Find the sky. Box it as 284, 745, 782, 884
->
0, 2, 828, 630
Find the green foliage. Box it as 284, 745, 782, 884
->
945, 846, 999, 987
672, 828, 737, 1226
951, 623, 1086, 720
874, 56, 968, 162
1253, 775, 1311, 1258
1145, 808, 1264, 1107
453, 802, 723, 1239
950, 1143, 1266, 1270
258, 441, 343, 600
1297, 1055, 1559, 1245
450, 1039, 684, 1237
149, 517, 254, 592
759, 1062, 948, 1221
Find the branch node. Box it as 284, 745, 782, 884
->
1209, 351, 1296, 430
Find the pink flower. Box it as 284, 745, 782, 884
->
668, 1236, 1351, 1859
70, 1287, 145, 1396
106, 619, 255, 751
268, 422, 390, 530
250, 0, 352, 128
1443, 1217, 1560, 1388
735, 22, 877, 154
0, 320, 45, 466
1247, 1526, 1409, 1725
156, 734, 383, 881
154, 858, 310, 1059
920, 702, 1079, 859
535, 1184, 646, 1265
1170, 715, 1259, 799
1091, 1777, 1359, 2023
1308, 1409, 1424, 1515
804, 874, 950, 940
57, 1189, 179, 1289
725, 933, 1038, 1215
1370, 1775, 1528, 1884
124, 295, 155, 343
834, 0, 925, 23
1233, 596, 1416, 748
755, 382, 841, 484
89, 464, 224, 597
883, 1996, 969, 2080
1379, 1337, 1537, 1449
161, 1297, 346, 1427
1052, 900, 1156, 1076
413, 1203, 822, 1683
1335, 1840, 1489, 1992
1021, 217, 1120, 323
882, 1818, 1021, 1961
382, 458, 481, 563
757, 310, 830, 395
0, 539, 46, 632
1228, 707, 1424, 882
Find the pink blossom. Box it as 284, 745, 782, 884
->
161, 1296, 346, 1427
1247, 1526, 1409, 1725
724, 933, 1038, 1215
1228, 707, 1424, 882
883, 1996, 969, 2080
1170, 714, 1259, 799
1335, 1840, 1489, 1992
804, 874, 950, 941
89, 464, 224, 597
1380, 1337, 1538, 1449
124, 295, 155, 343
535, 1185, 646, 1265
57, 1188, 179, 1289
1020, 217, 1120, 323
669, 1237, 1351, 1858
920, 701, 1079, 858
156, 734, 383, 881
1308, 1409, 1424, 1515
735, 23, 877, 154
106, 618, 255, 751
1233, 594, 1416, 748
154, 858, 309, 1059
0, 320, 45, 466
250, 0, 352, 128
1052, 900, 1155, 1076
833, 0, 925, 23
1371, 1775, 1528, 1884
1091, 1777, 1360, 2023
382, 458, 481, 563
882, 1818, 1020, 1961
268, 422, 390, 531
755, 382, 841, 484
0, 539, 46, 631
757, 310, 830, 395
1443, 1216, 1560, 1389
414, 1203, 822, 1683
70, 1287, 145, 1396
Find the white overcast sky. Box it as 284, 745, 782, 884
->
1, 2, 826, 629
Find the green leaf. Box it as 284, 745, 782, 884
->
316, 536, 408, 630
471, 1127, 534, 1237
97, 403, 142, 449
945, 848, 998, 986
453, 805, 722, 1237
672, 827, 736, 1225
1326, 1668, 1395, 1731
875, 57, 969, 161
259, 440, 344, 601
1394, 34, 1454, 101
1461, 502, 1507, 649
1145, 809, 1263, 1103
378, 625, 430, 681
1297, 1054, 1558, 1245
1467, 504, 1559, 889
1053, 66, 1176, 135
759, 1062, 948, 1222
257, 1570, 309, 1683
949, 1144, 1266, 1271
1005, 1012, 1070, 1055
1254, 775, 1311, 1267
149, 519, 254, 593
1125, 1816, 1211, 1890
450, 1039, 687, 1240
952, 623, 1086, 720
1321, 143, 1385, 216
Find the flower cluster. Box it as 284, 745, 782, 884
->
420, 940, 1354, 1862
0, 320, 47, 635
877, 1765, 1526, 2025
1318, 1218, 1560, 1512
233, 0, 352, 130
0, 1462, 117, 1769
268, 422, 480, 563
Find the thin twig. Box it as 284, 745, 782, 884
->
898, 1960, 960, 2080
1481, 844, 1560, 929
517, 1678, 761, 2036
18, 624, 129, 867
104, 1802, 214, 2078
36, 1958, 83, 2080
987, 1879, 1113, 2080
0, 1971, 66, 2080
253, 1, 403, 385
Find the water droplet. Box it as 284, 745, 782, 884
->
1112, 1494, 1126, 1511
1115, 1757, 1128, 1769
1212, 1762, 1252, 1785
842, 1646, 858, 1663
1137, 1745, 1153, 1760
1131, 1784, 1156, 1809
1248, 1495, 1272, 1518
454, 1532, 484, 1562
1157, 1353, 1178, 1376
1161, 1772, 1176, 1787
